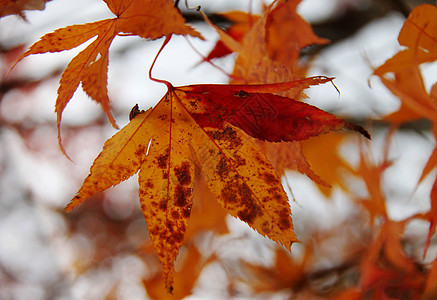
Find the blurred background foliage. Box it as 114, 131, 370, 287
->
0, 0, 436, 299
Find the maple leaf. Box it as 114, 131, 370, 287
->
13, 0, 203, 154
240, 246, 312, 293
257, 140, 329, 190
143, 244, 214, 299
374, 3, 437, 257
203, 3, 354, 192
65, 75, 368, 290
205, 11, 259, 61
207, 0, 327, 91
354, 133, 395, 224
0, 0, 50, 19
265, 0, 329, 68
359, 220, 424, 299
229, 9, 302, 91
375, 4, 437, 77
301, 132, 356, 197
179, 77, 370, 141
184, 169, 229, 240
374, 4, 437, 124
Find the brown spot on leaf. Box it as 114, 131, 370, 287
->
135, 144, 146, 158
238, 203, 260, 224
261, 221, 272, 234
174, 162, 191, 185
148, 226, 159, 237
240, 182, 252, 199
174, 185, 192, 207
221, 181, 254, 210
159, 200, 167, 211
232, 153, 246, 167
156, 150, 169, 169
278, 209, 292, 230
171, 232, 184, 244
182, 207, 191, 218
221, 181, 238, 204
207, 126, 242, 148
264, 189, 282, 201
171, 210, 179, 219
254, 153, 268, 166
189, 99, 198, 110
165, 220, 175, 232
216, 157, 229, 179
144, 179, 154, 189
262, 172, 280, 185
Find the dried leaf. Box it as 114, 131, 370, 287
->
14, 0, 203, 153
143, 244, 210, 298
355, 143, 391, 223
66, 78, 367, 289
240, 246, 311, 293
375, 4, 437, 76
205, 11, 258, 60
257, 140, 329, 189
374, 4, 437, 124
266, 0, 328, 68
0, 0, 49, 18
301, 132, 355, 196
179, 78, 370, 142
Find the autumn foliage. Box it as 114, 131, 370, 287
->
3, 0, 437, 299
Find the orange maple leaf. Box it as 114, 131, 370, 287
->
257, 140, 329, 190
205, 11, 259, 61
265, 0, 328, 68
184, 169, 229, 241
0, 0, 50, 19
354, 134, 394, 223
240, 246, 312, 293
13, 0, 203, 154
207, 4, 370, 197
64, 73, 368, 290
143, 244, 214, 298
359, 220, 424, 299
301, 132, 356, 197
208, 0, 327, 90
375, 3, 437, 256
374, 4, 437, 124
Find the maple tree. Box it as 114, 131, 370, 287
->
3, 0, 437, 299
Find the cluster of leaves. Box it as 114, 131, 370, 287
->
232, 2, 437, 299
3, 0, 437, 299
10, 0, 371, 292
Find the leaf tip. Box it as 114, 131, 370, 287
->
6, 50, 30, 78
57, 126, 74, 161
65, 195, 82, 212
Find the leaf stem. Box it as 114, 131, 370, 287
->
149, 34, 173, 90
